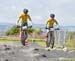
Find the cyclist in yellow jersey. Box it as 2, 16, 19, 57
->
16, 9, 32, 42
16, 9, 32, 27
46, 14, 59, 50
19, 12, 31, 23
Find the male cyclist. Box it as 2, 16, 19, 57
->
46, 14, 59, 50
16, 9, 32, 46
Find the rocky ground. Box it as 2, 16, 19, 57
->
0, 42, 75, 61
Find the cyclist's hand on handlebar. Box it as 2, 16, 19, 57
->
16, 23, 18, 28
45, 27, 48, 29
16, 22, 18, 26
54, 24, 60, 30
29, 25, 32, 28
16, 23, 20, 28
55, 28, 60, 30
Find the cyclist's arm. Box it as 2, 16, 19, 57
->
28, 15, 32, 26
16, 14, 22, 25
54, 20, 60, 30
28, 15, 32, 21
45, 21, 49, 29
55, 20, 59, 25
16, 18, 20, 25
46, 20, 49, 26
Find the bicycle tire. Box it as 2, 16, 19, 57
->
50, 31, 54, 48
46, 31, 54, 48
21, 30, 27, 46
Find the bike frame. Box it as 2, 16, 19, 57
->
21, 29, 28, 46
17, 25, 31, 46
46, 28, 59, 48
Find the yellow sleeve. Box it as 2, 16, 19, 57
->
27, 15, 31, 20
46, 18, 50, 27
47, 18, 50, 23
54, 19, 58, 24
47, 18, 50, 21
19, 13, 22, 18
27, 15, 30, 18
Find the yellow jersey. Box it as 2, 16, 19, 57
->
47, 18, 57, 28
19, 13, 31, 23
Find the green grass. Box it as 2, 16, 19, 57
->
0, 36, 19, 43
36, 41, 46, 47
31, 39, 75, 49
61, 58, 75, 61
0, 37, 46, 46
0, 37, 75, 49
30, 39, 46, 47
0, 39, 20, 43
65, 40, 75, 49
60, 58, 75, 61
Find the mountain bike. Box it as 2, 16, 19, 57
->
46, 26, 59, 50
17, 25, 32, 46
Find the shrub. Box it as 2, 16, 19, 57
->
34, 28, 42, 34
5, 25, 35, 35
27, 28, 35, 34
5, 25, 19, 35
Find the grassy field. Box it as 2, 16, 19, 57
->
65, 40, 75, 49
0, 36, 75, 49
0, 36, 19, 43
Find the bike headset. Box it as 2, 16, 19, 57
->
23, 9, 28, 14
50, 14, 55, 18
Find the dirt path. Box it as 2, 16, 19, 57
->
0, 42, 75, 61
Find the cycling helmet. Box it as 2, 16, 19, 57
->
23, 9, 28, 14
50, 14, 55, 18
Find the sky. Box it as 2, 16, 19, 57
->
0, 0, 75, 26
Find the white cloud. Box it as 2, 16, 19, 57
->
32, 15, 43, 24
32, 16, 41, 20
0, 0, 75, 26
11, 5, 16, 11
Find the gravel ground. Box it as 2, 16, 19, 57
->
0, 42, 75, 61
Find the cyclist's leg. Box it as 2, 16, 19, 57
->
47, 31, 54, 48
23, 22, 28, 46
46, 31, 52, 51
49, 31, 52, 47
19, 23, 23, 38
25, 31, 28, 46
21, 31, 25, 46
21, 23, 26, 37
51, 31, 54, 48
46, 29, 49, 47
20, 22, 27, 46
46, 30, 52, 48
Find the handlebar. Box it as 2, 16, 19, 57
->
16, 25, 32, 30
45, 27, 60, 31
45, 24, 60, 31
16, 25, 32, 28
